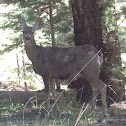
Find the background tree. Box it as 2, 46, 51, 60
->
70, 0, 125, 105
100, 1, 125, 104
0, 0, 73, 51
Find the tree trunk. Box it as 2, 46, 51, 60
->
16, 53, 20, 78
71, 0, 103, 49
49, 1, 56, 47
100, 2, 125, 105
71, 0, 125, 105
101, 30, 125, 105
71, 0, 103, 104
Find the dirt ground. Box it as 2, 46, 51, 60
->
95, 100, 126, 126
0, 86, 126, 126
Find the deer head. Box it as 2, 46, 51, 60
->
21, 16, 43, 44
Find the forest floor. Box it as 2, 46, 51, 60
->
95, 100, 126, 126
0, 101, 126, 126
0, 86, 126, 126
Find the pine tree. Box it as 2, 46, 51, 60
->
0, 0, 73, 54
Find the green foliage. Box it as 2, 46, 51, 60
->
101, 1, 126, 83
0, 0, 73, 53
0, 0, 73, 82
101, 3, 126, 52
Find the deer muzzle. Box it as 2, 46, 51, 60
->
25, 36, 30, 41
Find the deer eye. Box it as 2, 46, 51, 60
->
23, 31, 25, 33
32, 31, 34, 34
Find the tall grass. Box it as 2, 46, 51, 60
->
0, 91, 98, 126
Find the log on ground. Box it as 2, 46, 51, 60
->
0, 91, 65, 103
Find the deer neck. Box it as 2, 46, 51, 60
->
24, 39, 40, 62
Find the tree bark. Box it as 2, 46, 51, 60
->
49, 1, 56, 47
16, 53, 20, 78
71, 0, 103, 104
71, 0, 125, 105
100, 2, 125, 105
71, 0, 103, 49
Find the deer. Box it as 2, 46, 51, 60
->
21, 16, 107, 118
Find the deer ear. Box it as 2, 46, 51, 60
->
32, 20, 43, 32
21, 15, 27, 30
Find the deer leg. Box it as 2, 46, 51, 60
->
56, 79, 61, 91
96, 79, 107, 117
91, 85, 98, 110
50, 79, 60, 115
43, 78, 50, 112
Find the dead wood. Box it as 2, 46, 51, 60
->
0, 91, 64, 103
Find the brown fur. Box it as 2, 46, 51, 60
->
21, 16, 107, 117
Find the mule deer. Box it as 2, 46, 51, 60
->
21, 16, 107, 117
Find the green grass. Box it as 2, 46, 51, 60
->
1, 94, 126, 126
0, 92, 98, 126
